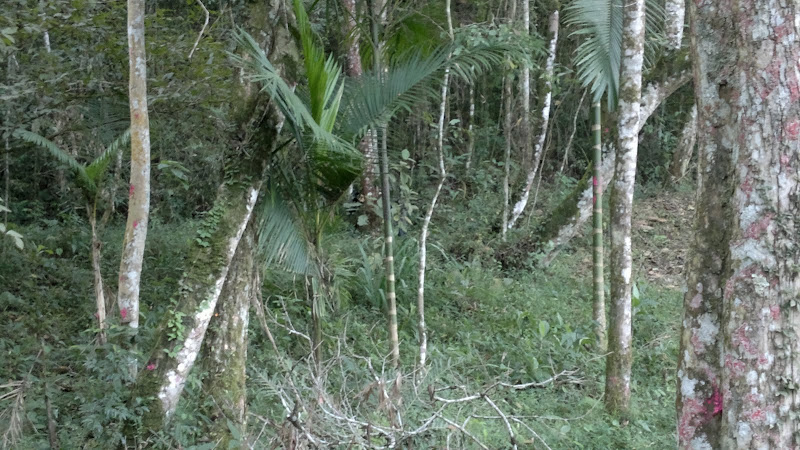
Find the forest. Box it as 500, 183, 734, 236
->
1, 0, 798, 448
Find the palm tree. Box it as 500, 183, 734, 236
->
15, 128, 130, 345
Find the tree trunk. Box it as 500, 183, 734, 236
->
88, 202, 107, 345
664, 0, 685, 50
378, 124, 400, 369
667, 103, 697, 185
118, 0, 152, 333
501, 73, 513, 242
464, 84, 476, 174
198, 225, 255, 448
507, 10, 559, 230
679, 0, 800, 447
541, 72, 691, 265
591, 102, 606, 351
605, 0, 645, 417
559, 90, 586, 174
520, 0, 531, 172
417, 0, 453, 368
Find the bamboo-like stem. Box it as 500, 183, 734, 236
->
591, 102, 606, 351
88, 201, 107, 345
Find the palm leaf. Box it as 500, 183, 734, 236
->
14, 129, 95, 192
565, 0, 665, 110
255, 190, 314, 276
85, 129, 131, 183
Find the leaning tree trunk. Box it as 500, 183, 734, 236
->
118, 0, 152, 334
507, 10, 559, 230
198, 225, 256, 447
605, 0, 645, 417
128, 0, 293, 434
540, 72, 691, 266
679, 0, 800, 447
666, 103, 697, 186
591, 102, 606, 351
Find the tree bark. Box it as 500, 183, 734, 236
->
591, 102, 606, 351
198, 225, 255, 447
664, 0, 685, 50
501, 73, 513, 242
679, 0, 800, 447
605, 0, 645, 417
507, 10, 559, 230
118, 0, 152, 332
667, 103, 697, 185
88, 202, 107, 345
464, 84, 476, 173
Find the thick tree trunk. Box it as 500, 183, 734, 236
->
591, 103, 606, 351
88, 203, 107, 345
507, 10, 559, 230
679, 0, 800, 447
198, 225, 255, 447
541, 73, 690, 265
118, 0, 152, 332
605, 0, 645, 417
667, 103, 697, 185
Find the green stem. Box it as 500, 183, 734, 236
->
592, 102, 606, 351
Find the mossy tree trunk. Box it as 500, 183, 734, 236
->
605, 0, 645, 417
679, 0, 800, 446
198, 225, 256, 447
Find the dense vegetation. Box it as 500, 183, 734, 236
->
2, 0, 798, 448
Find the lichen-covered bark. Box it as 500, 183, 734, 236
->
678, 0, 800, 447
605, 0, 645, 417
88, 204, 107, 345
508, 10, 559, 230
675, 3, 735, 443
667, 103, 697, 185
118, 0, 151, 331
501, 73, 513, 242
198, 225, 255, 447
719, 0, 800, 446
664, 0, 686, 50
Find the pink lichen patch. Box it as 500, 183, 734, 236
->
706, 388, 723, 416
757, 355, 770, 369
744, 214, 773, 239
129, 184, 135, 196
133, 220, 139, 229
725, 354, 747, 376
593, 176, 598, 186
120, 308, 128, 319
785, 120, 800, 140
740, 175, 754, 199
732, 325, 757, 356
678, 397, 706, 443
690, 292, 703, 309
747, 408, 767, 423
770, 305, 780, 321
146, 363, 156, 371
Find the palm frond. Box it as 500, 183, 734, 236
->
565, 0, 665, 110
255, 191, 314, 276
14, 129, 95, 192
85, 129, 130, 183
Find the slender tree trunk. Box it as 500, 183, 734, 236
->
198, 225, 255, 447
678, 0, 800, 447
507, 10, 559, 230
664, 0, 685, 50
464, 84, 476, 174
520, 0, 531, 171
118, 0, 152, 335
540, 73, 690, 264
379, 125, 400, 368
417, 0, 453, 368
501, 73, 513, 241
591, 102, 606, 351
559, 90, 586, 174
667, 103, 697, 185
605, 0, 645, 417
88, 202, 107, 345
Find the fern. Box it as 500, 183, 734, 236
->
13, 129, 94, 192
255, 191, 313, 276
85, 129, 131, 183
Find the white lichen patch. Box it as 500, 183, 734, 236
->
696, 313, 719, 347
681, 375, 699, 398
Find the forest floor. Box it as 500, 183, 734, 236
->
0, 184, 694, 448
